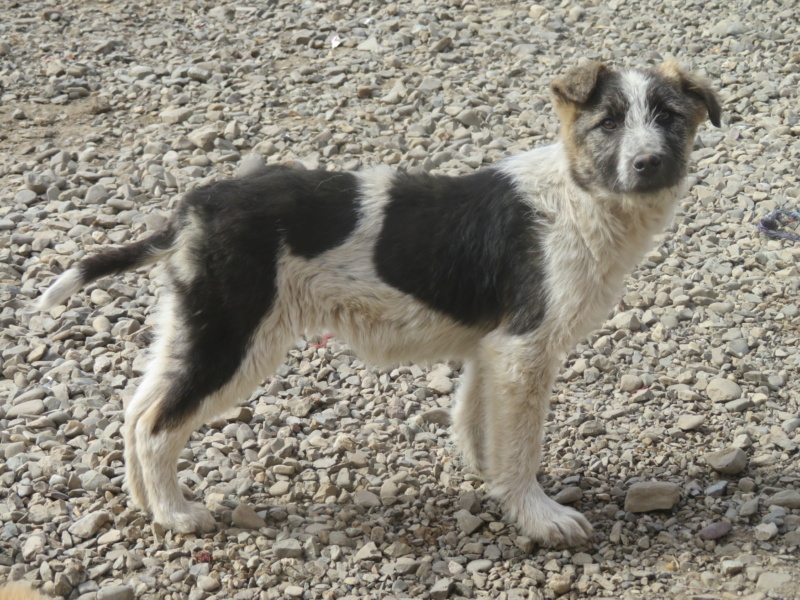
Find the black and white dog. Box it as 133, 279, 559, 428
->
38, 61, 720, 547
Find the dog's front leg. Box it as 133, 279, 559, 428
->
481, 331, 592, 548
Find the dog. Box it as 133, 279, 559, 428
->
37, 61, 720, 547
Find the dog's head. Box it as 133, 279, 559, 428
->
551, 61, 721, 195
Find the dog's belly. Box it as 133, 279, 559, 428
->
277, 253, 486, 365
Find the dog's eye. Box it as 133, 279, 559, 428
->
600, 118, 617, 130
655, 111, 674, 124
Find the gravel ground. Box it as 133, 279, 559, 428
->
1, 0, 799, 599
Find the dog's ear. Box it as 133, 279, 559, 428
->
659, 61, 722, 128
551, 61, 607, 107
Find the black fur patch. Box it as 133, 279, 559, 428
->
375, 169, 547, 334
152, 170, 360, 432
79, 226, 177, 283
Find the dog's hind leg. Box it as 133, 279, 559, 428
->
481, 331, 593, 548
126, 289, 294, 534
452, 360, 487, 474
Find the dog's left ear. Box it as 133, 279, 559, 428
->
551, 61, 607, 106
659, 61, 722, 128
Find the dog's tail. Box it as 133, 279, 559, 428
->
37, 224, 178, 311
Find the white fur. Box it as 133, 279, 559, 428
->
37, 268, 83, 311
617, 70, 665, 189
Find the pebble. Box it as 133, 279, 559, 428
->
705, 447, 748, 475
97, 585, 135, 600
755, 572, 792, 591
68, 511, 111, 539
426, 375, 454, 395
698, 521, 732, 540
677, 414, 705, 431
624, 482, 680, 512
554, 486, 583, 504
455, 509, 484, 535
768, 490, 800, 509
754, 523, 778, 541
232, 503, 267, 529
706, 378, 743, 402
273, 538, 303, 559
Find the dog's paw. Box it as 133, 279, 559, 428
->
156, 502, 217, 535
503, 487, 593, 548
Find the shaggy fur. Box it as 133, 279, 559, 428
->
0, 585, 49, 600
37, 61, 720, 547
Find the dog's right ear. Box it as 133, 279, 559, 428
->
551, 62, 607, 107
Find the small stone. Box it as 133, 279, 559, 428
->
235, 154, 265, 178
273, 538, 303, 559
284, 586, 304, 599
706, 378, 742, 402
354, 541, 382, 561
739, 498, 759, 517
677, 414, 705, 431
188, 126, 218, 151
611, 312, 641, 331
754, 522, 778, 541
767, 490, 800, 509
721, 560, 744, 576
197, 576, 220, 592
548, 573, 573, 596
457, 491, 481, 514
624, 482, 680, 512
725, 397, 754, 412
6, 400, 46, 418
705, 481, 728, 497
427, 375, 454, 395
619, 374, 643, 392
15, 189, 38, 204
22, 535, 45, 561
268, 480, 290, 496
578, 420, 606, 437
466, 559, 492, 573
454, 509, 484, 534
705, 447, 747, 475
456, 109, 482, 127
554, 486, 582, 504
698, 521, 732, 540
755, 572, 792, 591
97, 585, 135, 600
353, 489, 381, 508
85, 184, 109, 204
232, 503, 266, 529
160, 107, 193, 124
430, 578, 453, 600
418, 407, 450, 426
739, 477, 756, 492
384, 541, 413, 558
90, 95, 112, 114
69, 511, 111, 538
80, 470, 111, 491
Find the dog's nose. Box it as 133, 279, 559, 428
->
633, 154, 662, 173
